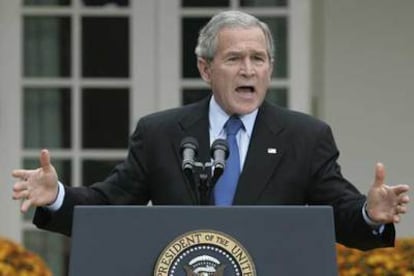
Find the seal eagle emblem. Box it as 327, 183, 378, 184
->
183, 255, 225, 275
154, 230, 256, 276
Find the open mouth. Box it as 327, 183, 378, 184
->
236, 85, 255, 93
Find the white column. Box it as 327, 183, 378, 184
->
289, 0, 311, 113
131, 0, 157, 129
0, 1, 22, 242
158, 0, 180, 110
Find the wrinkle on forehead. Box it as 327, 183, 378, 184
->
215, 27, 269, 59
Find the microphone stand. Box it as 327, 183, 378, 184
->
181, 138, 227, 205
190, 161, 220, 205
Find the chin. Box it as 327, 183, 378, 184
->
231, 105, 258, 115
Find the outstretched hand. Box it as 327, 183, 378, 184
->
366, 163, 410, 224
12, 149, 59, 212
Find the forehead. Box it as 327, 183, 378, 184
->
215, 26, 268, 53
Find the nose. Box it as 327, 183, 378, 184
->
239, 58, 255, 77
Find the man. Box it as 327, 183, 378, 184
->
12, 11, 409, 250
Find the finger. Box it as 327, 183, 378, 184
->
40, 149, 52, 172
12, 189, 29, 200
401, 194, 410, 204
391, 184, 411, 196
396, 194, 410, 205
11, 169, 30, 180
21, 198, 32, 213
373, 162, 385, 188
397, 205, 408, 214
395, 184, 410, 192
393, 214, 400, 223
13, 180, 28, 192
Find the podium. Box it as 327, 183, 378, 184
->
69, 206, 338, 275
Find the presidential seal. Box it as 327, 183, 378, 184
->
154, 230, 256, 276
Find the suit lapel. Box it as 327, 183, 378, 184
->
174, 97, 211, 164
233, 101, 286, 204
171, 97, 211, 203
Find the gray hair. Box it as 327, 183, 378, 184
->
195, 10, 275, 62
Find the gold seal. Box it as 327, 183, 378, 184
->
154, 229, 256, 276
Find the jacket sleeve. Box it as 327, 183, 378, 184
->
308, 124, 395, 251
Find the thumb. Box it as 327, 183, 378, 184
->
373, 162, 385, 188
40, 149, 52, 172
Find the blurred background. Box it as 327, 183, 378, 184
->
0, 0, 413, 275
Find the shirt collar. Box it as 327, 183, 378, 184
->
209, 96, 258, 138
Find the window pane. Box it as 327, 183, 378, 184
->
240, 0, 287, 7
266, 88, 288, 107
23, 88, 71, 149
82, 17, 129, 77
24, 0, 71, 6
182, 89, 210, 105
82, 0, 129, 6
82, 159, 122, 186
82, 88, 129, 148
260, 17, 288, 78
182, 17, 210, 78
22, 159, 71, 220
23, 16, 71, 77
23, 230, 70, 276
181, 0, 229, 7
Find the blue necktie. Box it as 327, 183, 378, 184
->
214, 116, 243, 205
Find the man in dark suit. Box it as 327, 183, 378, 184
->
12, 11, 409, 251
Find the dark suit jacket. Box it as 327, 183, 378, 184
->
34, 97, 394, 250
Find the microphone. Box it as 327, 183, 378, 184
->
180, 137, 199, 173
210, 139, 229, 180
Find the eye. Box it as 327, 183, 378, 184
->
253, 55, 266, 62
226, 56, 239, 62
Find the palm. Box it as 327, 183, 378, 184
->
27, 166, 58, 206
368, 185, 398, 222
12, 149, 59, 212
366, 163, 410, 224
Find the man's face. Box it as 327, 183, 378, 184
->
198, 26, 273, 115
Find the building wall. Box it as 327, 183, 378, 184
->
314, 0, 414, 237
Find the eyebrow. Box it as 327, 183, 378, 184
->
223, 49, 267, 57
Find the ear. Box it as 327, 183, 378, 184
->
268, 58, 274, 79
197, 57, 212, 84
